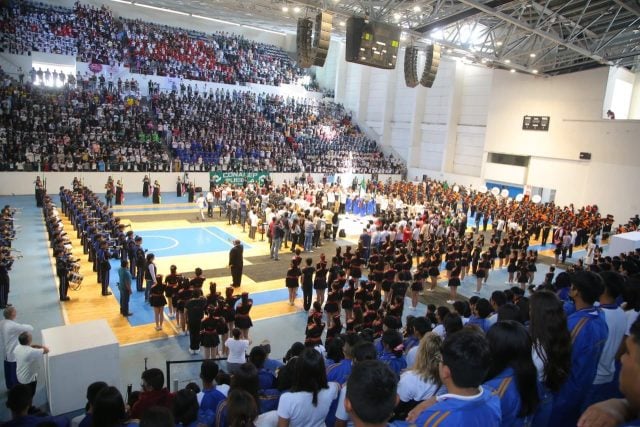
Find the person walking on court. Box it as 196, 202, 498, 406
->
196, 192, 207, 222
229, 240, 244, 288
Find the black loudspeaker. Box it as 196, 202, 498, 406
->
313, 12, 332, 67
404, 46, 419, 88
297, 18, 314, 68
420, 43, 441, 88
579, 152, 592, 160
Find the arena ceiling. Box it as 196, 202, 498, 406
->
128, 0, 640, 75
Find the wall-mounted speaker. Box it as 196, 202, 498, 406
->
420, 43, 441, 88
313, 12, 332, 67
404, 46, 419, 88
579, 152, 592, 160
297, 18, 314, 68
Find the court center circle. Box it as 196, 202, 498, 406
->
140, 235, 180, 252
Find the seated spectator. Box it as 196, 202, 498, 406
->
73, 381, 108, 427
172, 389, 199, 427
344, 360, 398, 427
276, 348, 340, 427
4, 383, 69, 427
130, 368, 174, 420
406, 328, 501, 426
92, 386, 137, 427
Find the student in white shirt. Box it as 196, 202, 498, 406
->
225, 327, 251, 371
14, 332, 49, 396
277, 347, 340, 427
397, 333, 446, 414
195, 192, 207, 221
0, 307, 33, 389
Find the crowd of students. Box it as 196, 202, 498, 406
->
1, 1, 306, 87
0, 69, 402, 174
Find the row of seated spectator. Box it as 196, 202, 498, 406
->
0, 69, 404, 174
0, 1, 308, 87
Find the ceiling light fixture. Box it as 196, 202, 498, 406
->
192, 14, 240, 26
110, 0, 132, 4
530, 53, 536, 57
510, 69, 516, 73
532, 69, 538, 74
496, 41, 503, 46
135, 3, 188, 15
504, 59, 511, 63
282, 6, 288, 12
413, 6, 421, 12
339, 21, 345, 26
293, 6, 301, 13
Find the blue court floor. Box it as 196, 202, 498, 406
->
135, 226, 249, 257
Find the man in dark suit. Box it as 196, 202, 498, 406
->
229, 240, 244, 287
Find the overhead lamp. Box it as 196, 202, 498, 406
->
530, 53, 536, 57
504, 59, 511, 63
413, 6, 421, 12
339, 21, 346, 26
532, 69, 538, 74
282, 6, 288, 12
394, 13, 401, 20
510, 69, 516, 73
496, 41, 503, 46
110, 0, 132, 4
293, 6, 301, 13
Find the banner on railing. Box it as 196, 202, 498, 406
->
209, 171, 269, 186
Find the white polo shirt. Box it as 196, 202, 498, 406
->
14, 344, 44, 384
0, 319, 34, 362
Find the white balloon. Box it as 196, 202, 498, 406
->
500, 189, 509, 198
515, 193, 524, 202
453, 185, 460, 193
491, 187, 500, 196
532, 194, 542, 204
479, 185, 488, 194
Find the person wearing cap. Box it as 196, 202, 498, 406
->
550, 271, 608, 426
229, 240, 243, 288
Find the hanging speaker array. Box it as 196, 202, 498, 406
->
296, 12, 332, 68
403, 44, 441, 88
404, 46, 419, 88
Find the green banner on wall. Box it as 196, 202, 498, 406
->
209, 171, 269, 186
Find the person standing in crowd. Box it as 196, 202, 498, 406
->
115, 180, 124, 205
117, 260, 133, 317
0, 307, 33, 389
145, 253, 157, 303
104, 177, 114, 208
134, 236, 146, 293
185, 289, 207, 354
142, 175, 150, 198
301, 258, 315, 311
551, 271, 608, 426
149, 278, 167, 332
196, 192, 207, 222
406, 329, 501, 426
225, 328, 251, 375
229, 240, 244, 287
152, 180, 161, 204
14, 332, 49, 396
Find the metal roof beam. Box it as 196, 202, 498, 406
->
412, 0, 514, 33
455, 0, 611, 64
612, 0, 640, 18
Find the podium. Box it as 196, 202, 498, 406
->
42, 320, 120, 415
609, 231, 640, 257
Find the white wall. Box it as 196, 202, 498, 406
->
0, 172, 401, 196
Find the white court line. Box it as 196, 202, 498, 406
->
201, 227, 235, 248
142, 235, 180, 252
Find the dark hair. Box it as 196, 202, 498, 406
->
486, 321, 540, 417
200, 360, 219, 383
249, 346, 267, 369
599, 271, 625, 299
232, 328, 242, 339
230, 363, 260, 406
443, 313, 464, 336
139, 406, 174, 427
491, 291, 507, 307
6, 384, 32, 413
284, 342, 305, 363
475, 298, 493, 318
381, 330, 404, 357
326, 337, 345, 363
173, 389, 198, 425
441, 328, 491, 388
528, 291, 571, 392
351, 342, 378, 362
571, 271, 605, 304
141, 368, 165, 391
412, 316, 433, 336
18, 332, 30, 345
292, 348, 329, 406
435, 306, 451, 323
92, 386, 127, 427
497, 303, 522, 323
227, 389, 258, 427
555, 271, 571, 289
85, 381, 108, 411
346, 360, 397, 424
